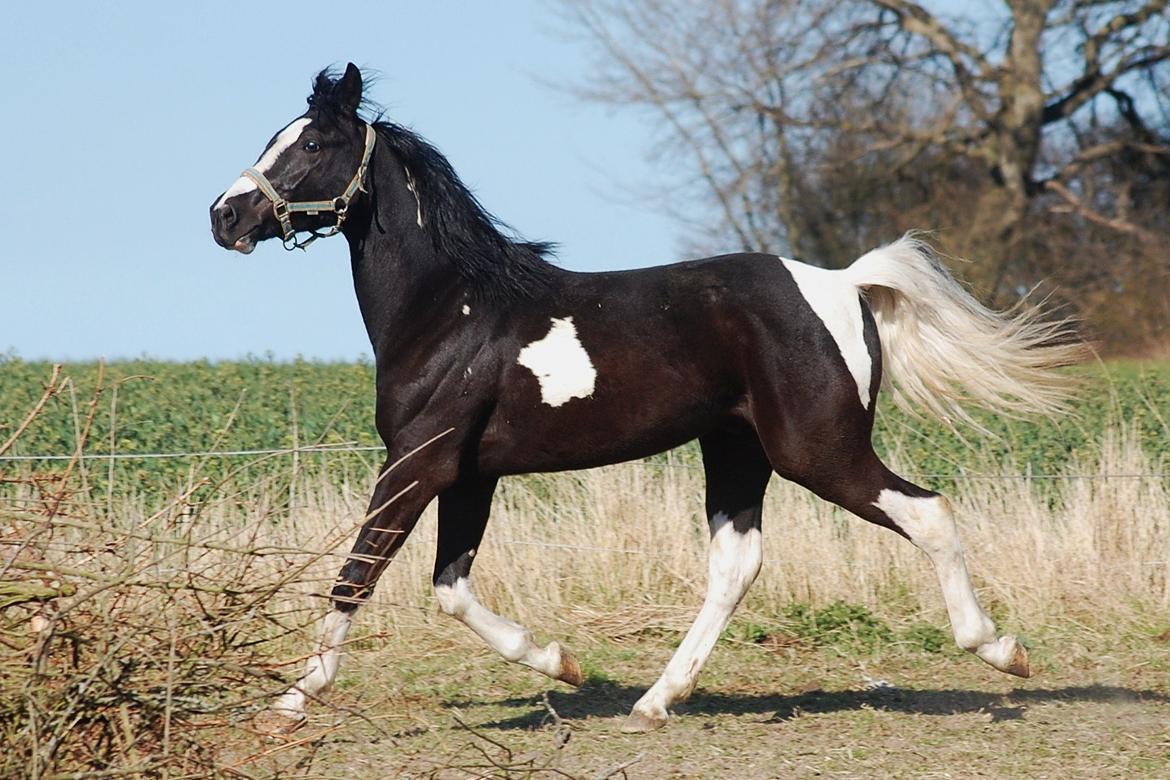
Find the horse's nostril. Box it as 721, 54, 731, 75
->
216, 203, 238, 229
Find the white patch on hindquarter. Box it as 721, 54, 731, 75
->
215, 117, 312, 208
517, 317, 597, 407
781, 258, 873, 409
462, 304, 471, 316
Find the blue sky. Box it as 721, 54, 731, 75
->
1, 2, 677, 361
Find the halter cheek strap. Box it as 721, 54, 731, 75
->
242, 124, 377, 251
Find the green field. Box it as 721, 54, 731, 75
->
3, 357, 1169, 490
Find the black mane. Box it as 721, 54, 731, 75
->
310, 69, 557, 301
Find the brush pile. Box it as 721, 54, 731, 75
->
0, 366, 336, 778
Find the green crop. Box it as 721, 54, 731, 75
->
0, 358, 382, 495
1, 357, 1168, 498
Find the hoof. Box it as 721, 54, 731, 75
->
556, 646, 584, 687
253, 709, 306, 736
1002, 637, 1031, 678
621, 707, 668, 733
978, 635, 1032, 678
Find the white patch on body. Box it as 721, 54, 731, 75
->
462, 304, 471, 316
215, 117, 312, 208
781, 258, 873, 409
435, 577, 565, 678
270, 608, 352, 720
517, 317, 597, 407
629, 511, 762, 721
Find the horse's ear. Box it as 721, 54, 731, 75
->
338, 62, 363, 114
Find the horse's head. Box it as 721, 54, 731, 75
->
210, 63, 374, 253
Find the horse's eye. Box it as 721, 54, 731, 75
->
304, 140, 320, 153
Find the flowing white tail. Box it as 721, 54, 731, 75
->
844, 234, 1085, 431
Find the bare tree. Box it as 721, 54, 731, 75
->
560, 0, 1170, 345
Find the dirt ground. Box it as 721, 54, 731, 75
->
217, 619, 1170, 779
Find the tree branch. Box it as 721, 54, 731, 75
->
1044, 179, 1155, 241
1042, 0, 1170, 124
871, 0, 995, 118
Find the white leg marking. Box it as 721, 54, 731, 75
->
781, 258, 873, 409
628, 513, 762, 725
215, 117, 313, 208
435, 577, 569, 679
517, 317, 597, 407
873, 490, 1025, 672
271, 608, 352, 721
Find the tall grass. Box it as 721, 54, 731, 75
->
359, 426, 1170, 635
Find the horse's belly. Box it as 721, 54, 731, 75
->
476, 391, 727, 475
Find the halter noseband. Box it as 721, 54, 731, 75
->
242, 124, 377, 251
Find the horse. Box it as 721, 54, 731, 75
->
210, 64, 1081, 734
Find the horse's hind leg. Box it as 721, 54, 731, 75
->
869, 473, 1028, 675
623, 428, 772, 732
781, 445, 1030, 678
432, 474, 583, 686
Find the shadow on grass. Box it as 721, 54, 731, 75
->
458, 679, 1170, 731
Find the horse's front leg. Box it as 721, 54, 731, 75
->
257, 452, 452, 734
433, 474, 583, 686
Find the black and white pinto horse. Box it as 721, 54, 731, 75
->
211, 65, 1079, 734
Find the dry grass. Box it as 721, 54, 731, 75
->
1, 374, 1167, 776
372, 427, 1169, 637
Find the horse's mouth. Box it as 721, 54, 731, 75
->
232, 229, 259, 254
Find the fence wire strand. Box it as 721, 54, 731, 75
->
1, 443, 1168, 480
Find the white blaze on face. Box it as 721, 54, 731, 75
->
517, 317, 597, 407
214, 117, 313, 208
781, 258, 873, 409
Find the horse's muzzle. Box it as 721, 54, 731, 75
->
210, 196, 265, 253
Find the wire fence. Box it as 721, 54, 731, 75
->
1, 443, 1169, 481
0, 444, 385, 462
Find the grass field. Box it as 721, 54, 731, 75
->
1, 360, 1169, 778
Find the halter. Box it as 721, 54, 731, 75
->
242, 124, 377, 251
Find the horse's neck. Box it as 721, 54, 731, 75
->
344, 157, 465, 355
